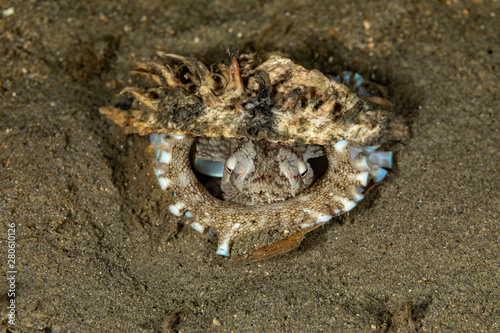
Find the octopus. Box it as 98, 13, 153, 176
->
101, 45, 406, 260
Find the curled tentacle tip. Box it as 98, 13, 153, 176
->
216, 241, 230, 257
158, 177, 171, 191
352, 192, 364, 202
357, 172, 369, 186
300, 214, 333, 229
333, 140, 349, 152
368, 151, 393, 169
339, 197, 356, 212
190, 222, 205, 233
354, 156, 370, 172
301, 213, 333, 229
168, 202, 186, 217
371, 167, 389, 183
158, 150, 171, 164
316, 214, 332, 223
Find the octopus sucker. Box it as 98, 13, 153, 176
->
101, 46, 406, 259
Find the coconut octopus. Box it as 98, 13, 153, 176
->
100, 45, 406, 260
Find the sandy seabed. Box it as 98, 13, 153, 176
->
0, 1, 499, 332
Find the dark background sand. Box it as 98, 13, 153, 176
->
1, 0, 499, 331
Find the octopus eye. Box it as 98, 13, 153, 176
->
298, 160, 308, 179
225, 155, 236, 174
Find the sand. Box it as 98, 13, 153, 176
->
0, 0, 499, 331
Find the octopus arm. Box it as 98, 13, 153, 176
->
151, 134, 391, 257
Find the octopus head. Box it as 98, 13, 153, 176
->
221, 140, 314, 205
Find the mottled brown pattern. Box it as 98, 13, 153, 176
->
195, 137, 319, 205
101, 47, 403, 146
153, 135, 366, 256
